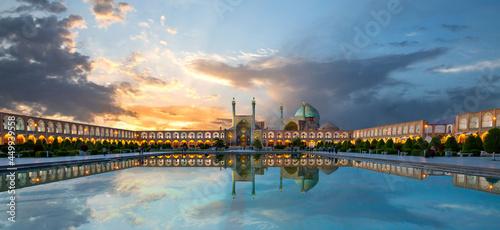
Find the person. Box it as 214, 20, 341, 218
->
140, 146, 144, 155
335, 146, 338, 154
103, 147, 106, 156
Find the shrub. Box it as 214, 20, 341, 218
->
411, 150, 422, 156
56, 149, 69, 156
385, 139, 394, 149
0, 145, 9, 153
384, 148, 397, 155
79, 144, 89, 152
110, 145, 117, 151
369, 145, 376, 150
395, 144, 402, 151
90, 149, 99, 155
69, 150, 79, 156
462, 135, 478, 152
113, 149, 120, 153
470, 149, 481, 156
402, 148, 412, 153
35, 151, 48, 157
403, 139, 413, 150
484, 128, 500, 153
445, 136, 460, 152
33, 144, 44, 152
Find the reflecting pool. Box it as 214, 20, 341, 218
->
1, 154, 499, 229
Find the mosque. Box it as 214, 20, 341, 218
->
1, 98, 499, 148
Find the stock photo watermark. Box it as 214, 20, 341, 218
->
339, 0, 407, 62
213, 0, 243, 20
6, 116, 17, 223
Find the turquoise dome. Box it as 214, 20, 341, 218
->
295, 103, 320, 123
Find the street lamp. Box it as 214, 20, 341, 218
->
33, 123, 38, 142
424, 124, 428, 140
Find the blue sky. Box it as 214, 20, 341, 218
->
1, 0, 499, 130
1, 166, 499, 229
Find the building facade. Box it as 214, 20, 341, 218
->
1, 99, 499, 147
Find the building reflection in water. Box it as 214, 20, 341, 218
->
1, 153, 499, 197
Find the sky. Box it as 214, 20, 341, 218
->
1, 0, 500, 131
1, 166, 499, 229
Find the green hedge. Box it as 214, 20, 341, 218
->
410, 150, 422, 156
383, 148, 398, 155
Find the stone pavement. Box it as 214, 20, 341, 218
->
1, 151, 500, 171
319, 151, 500, 170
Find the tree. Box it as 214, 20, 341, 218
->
51, 139, 60, 151
371, 139, 378, 146
462, 135, 478, 152
385, 139, 394, 148
444, 136, 460, 151
213, 137, 225, 148
376, 140, 385, 150
475, 135, 484, 150
355, 138, 363, 148
430, 135, 443, 148
403, 138, 413, 150
79, 144, 89, 152
363, 140, 370, 149
484, 128, 500, 153
292, 138, 302, 147
252, 138, 262, 150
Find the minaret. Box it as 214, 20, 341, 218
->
251, 155, 255, 199
302, 101, 306, 121
280, 103, 283, 130
232, 97, 236, 146
252, 97, 255, 144
279, 176, 283, 192
301, 176, 305, 195
232, 170, 236, 199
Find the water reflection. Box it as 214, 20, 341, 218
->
2, 153, 500, 196
1, 153, 500, 229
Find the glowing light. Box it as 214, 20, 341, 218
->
85, 171, 89, 174
494, 117, 497, 121
423, 174, 427, 178
490, 185, 494, 189
36, 178, 40, 182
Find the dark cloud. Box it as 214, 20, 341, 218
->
86, 0, 133, 27
415, 26, 428, 31
387, 40, 419, 47
435, 36, 480, 43
14, 0, 67, 14
441, 24, 470, 32
426, 64, 454, 74
0, 15, 136, 122
189, 48, 500, 130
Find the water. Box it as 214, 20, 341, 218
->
1, 155, 499, 230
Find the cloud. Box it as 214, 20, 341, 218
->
167, 27, 177, 35
126, 105, 231, 130
387, 41, 419, 47
0, 15, 136, 122
138, 22, 149, 27
15, 0, 67, 13
441, 24, 470, 32
85, 0, 134, 28
430, 59, 500, 74
160, 15, 165, 26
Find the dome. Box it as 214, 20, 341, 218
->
294, 177, 319, 192
295, 103, 320, 123
319, 122, 340, 131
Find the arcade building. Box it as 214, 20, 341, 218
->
1, 98, 499, 148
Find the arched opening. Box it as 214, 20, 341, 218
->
241, 135, 247, 147
236, 120, 251, 147
196, 140, 203, 147
267, 140, 274, 147
301, 140, 307, 146
309, 140, 315, 147
188, 140, 195, 148
284, 140, 291, 147
180, 140, 187, 147
38, 135, 46, 143
284, 121, 298, 130
458, 134, 466, 143
47, 136, 55, 144
57, 137, 63, 143
16, 135, 26, 144
204, 140, 211, 146
149, 140, 155, 145
28, 135, 35, 142
276, 140, 283, 146
481, 132, 489, 142
172, 140, 179, 148
3, 134, 12, 145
